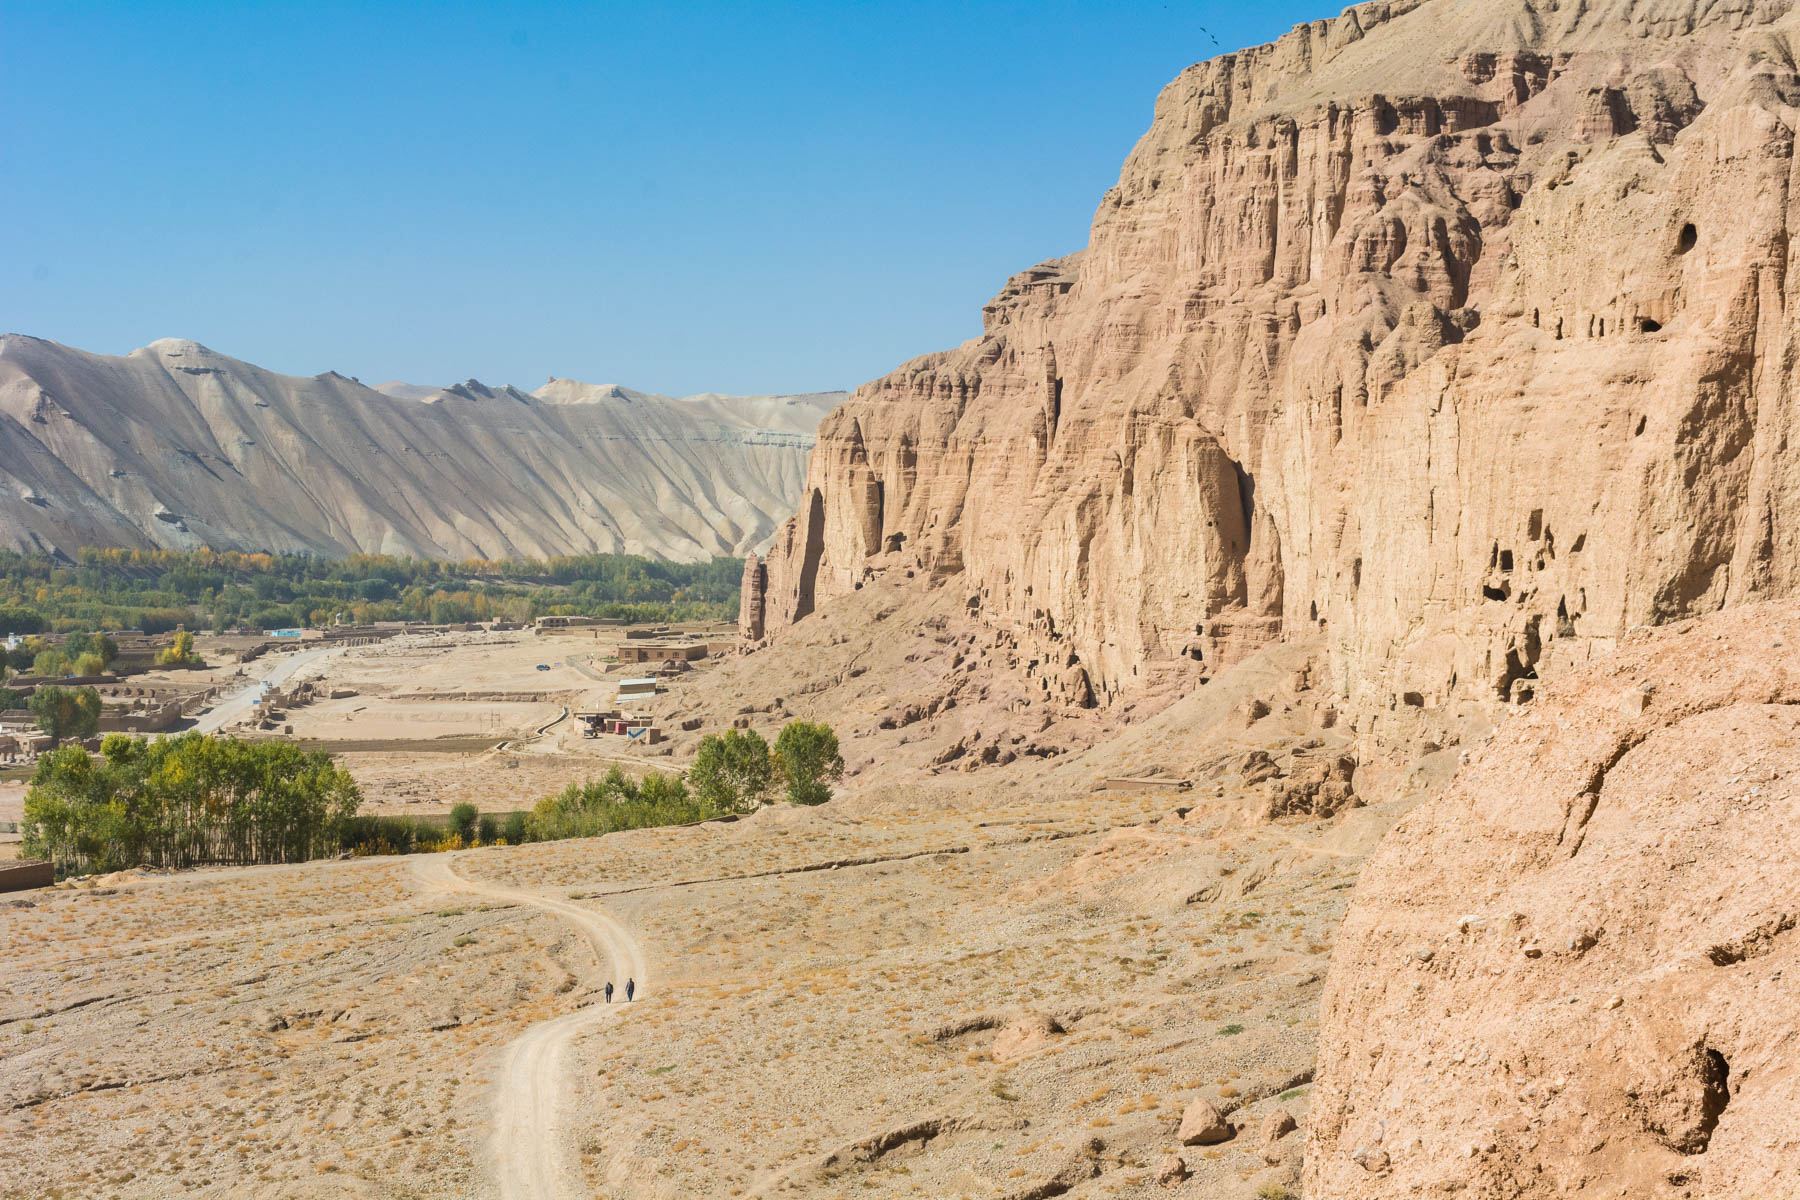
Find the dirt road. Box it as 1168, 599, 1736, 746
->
191, 645, 341, 734
411, 854, 646, 1200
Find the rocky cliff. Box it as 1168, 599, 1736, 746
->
746, 0, 1800, 736
0, 334, 842, 562
1308, 601, 1800, 1195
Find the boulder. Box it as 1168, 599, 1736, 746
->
1177, 1098, 1232, 1146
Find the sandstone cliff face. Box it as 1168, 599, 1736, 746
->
1308, 601, 1800, 1195
748, 0, 1800, 732
0, 335, 842, 562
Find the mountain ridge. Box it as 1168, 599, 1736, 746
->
0, 333, 843, 562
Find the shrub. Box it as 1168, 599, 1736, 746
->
502, 811, 529, 845
477, 814, 498, 845
338, 814, 433, 856
688, 729, 773, 814
73, 652, 105, 677
773, 720, 844, 807
447, 803, 479, 843
525, 767, 705, 841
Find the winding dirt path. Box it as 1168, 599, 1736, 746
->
411, 854, 646, 1200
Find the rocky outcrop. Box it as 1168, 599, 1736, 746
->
0, 335, 843, 561
1309, 601, 1800, 1196
739, 553, 768, 640
747, 0, 1800, 731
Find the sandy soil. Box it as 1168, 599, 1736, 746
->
0, 594, 1444, 1198
0, 764, 1402, 1198
288, 699, 563, 742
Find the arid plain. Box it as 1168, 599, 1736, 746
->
1, 593, 1406, 1199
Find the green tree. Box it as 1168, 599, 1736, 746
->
687, 729, 774, 815
0, 606, 45, 636
22, 732, 361, 875
477, 814, 498, 845
73, 652, 105, 677
31, 649, 71, 677
447, 802, 479, 843
63, 631, 118, 668
502, 811, 529, 845
773, 721, 845, 807
159, 630, 200, 666
29, 685, 101, 745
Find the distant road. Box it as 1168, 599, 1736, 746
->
191, 645, 340, 735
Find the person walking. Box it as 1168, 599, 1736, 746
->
604, 981, 614, 1004
625, 977, 636, 1002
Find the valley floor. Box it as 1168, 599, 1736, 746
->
0, 778, 1403, 1198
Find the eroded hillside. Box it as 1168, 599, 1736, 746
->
0, 335, 842, 561
748, 0, 1800, 732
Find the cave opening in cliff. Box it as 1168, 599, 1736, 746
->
1678, 222, 1698, 254
794, 488, 826, 621
1498, 615, 1543, 700
1232, 461, 1256, 553
1638, 317, 1663, 333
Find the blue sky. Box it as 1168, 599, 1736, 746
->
2, 2, 1316, 396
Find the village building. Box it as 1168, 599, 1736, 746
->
614, 641, 708, 665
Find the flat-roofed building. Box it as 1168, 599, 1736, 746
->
615, 642, 707, 664
616, 677, 659, 706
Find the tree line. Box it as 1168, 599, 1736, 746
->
21, 733, 362, 876
3, 631, 120, 679
19, 720, 845, 875
0, 547, 744, 636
